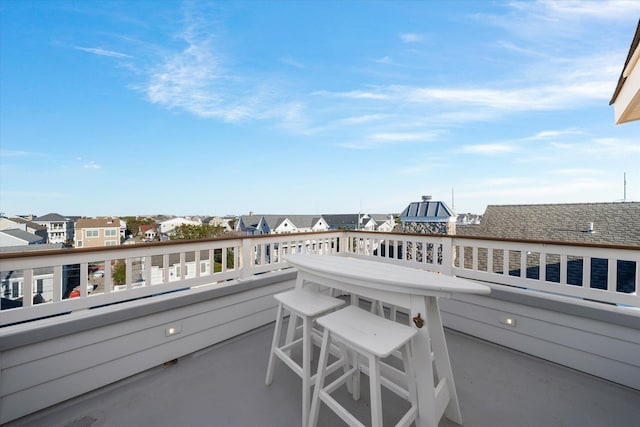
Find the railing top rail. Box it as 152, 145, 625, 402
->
452, 234, 640, 250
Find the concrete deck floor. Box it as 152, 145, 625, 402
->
6, 321, 639, 427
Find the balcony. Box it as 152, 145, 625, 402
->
1, 231, 639, 426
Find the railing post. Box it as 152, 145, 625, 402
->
240, 236, 254, 280
442, 236, 455, 276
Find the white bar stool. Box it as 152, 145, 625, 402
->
265, 288, 346, 427
309, 305, 418, 427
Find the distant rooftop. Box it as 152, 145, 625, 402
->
399, 196, 455, 223
33, 213, 70, 222
457, 202, 640, 245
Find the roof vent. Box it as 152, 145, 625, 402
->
422, 195, 432, 201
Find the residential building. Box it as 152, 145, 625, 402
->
323, 214, 375, 230
399, 195, 457, 235
203, 216, 233, 231
369, 214, 396, 232
610, 19, 640, 124
138, 224, 158, 241
0, 217, 48, 242
32, 213, 74, 244
0, 229, 44, 247
75, 217, 122, 248
158, 217, 201, 236
236, 214, 329, 235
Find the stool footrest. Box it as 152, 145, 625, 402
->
319, 390, 366, 427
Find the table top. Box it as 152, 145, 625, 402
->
284, 253, 490, 298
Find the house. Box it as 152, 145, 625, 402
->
399, 195, 457, 235
0, 229, 44, 247
32, 213, 74, 244
456, 202, 640, 245
203, 216, 233, 231
236, 214, 329, 235
74, 217, 122, 248
138, 224, 158, 241
158, 217, 201, 236
323, 214, 375, 230
0, 217, 48, 242
369, 214, 396, 232
610, 19, 640, 124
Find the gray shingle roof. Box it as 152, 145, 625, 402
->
322, 214, 360, 229
456, 202, 640, 245
0, 229, 44, 244
34, 213, 69, 222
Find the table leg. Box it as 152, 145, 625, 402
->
426, 297, 463, 424
410, 297, 437, 427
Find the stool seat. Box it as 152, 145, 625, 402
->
266, 288, 345, 427
275, 288, 346, 317
317, 306, 416, 358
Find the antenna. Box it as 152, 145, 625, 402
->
624, 172, 627, 202
451, 188, 455, 213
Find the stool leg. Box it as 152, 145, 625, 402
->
285, 311, 299, 356
302, 316, 312, 427
337, 341, 353, 395
402, 341, 418, 411
368, 354, 383, 427
352, 349, 361, 401
265, 303, 284, 386
308, 329, 331, 427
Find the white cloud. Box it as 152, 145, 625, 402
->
373, 56, 392, 64
527, 129, 583, 139
280, 56, 304, 68
83, 161, 101, 169
525, 0, 640, 20
313, 90, 391, 100
400, 33, 423, 43
371, 132, 437, 142
0, 150, 43, 157
75, 46, 132, 58
458, 143, 517, 154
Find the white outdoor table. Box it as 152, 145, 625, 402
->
284, 253, 491, 427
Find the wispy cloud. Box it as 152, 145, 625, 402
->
400, 33, 424, 43
313, 90, 391, 100
0, 150, 44, 157
458, 143, 517, 154
75, 46, 132, 58
140, 19, 300, 125
373, 56, 392, 64
83, 161, 101, 169
527, 129, 583, 140
371, 132, 437, 142
280, 56, 304, 68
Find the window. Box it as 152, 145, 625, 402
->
86, 229, 99, 238
201, 262, 207, 273
77, 241, 83, 248
12, 281, 22, 298
36, 279, 44, 293
105, 240, 117, 246
105, 229, 117, 237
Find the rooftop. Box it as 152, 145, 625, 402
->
6, 320, 639, 427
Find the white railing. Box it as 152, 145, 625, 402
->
0, 232, 344, 326
1, 231, 639, 326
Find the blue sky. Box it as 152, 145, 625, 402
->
1, 1, 639, 218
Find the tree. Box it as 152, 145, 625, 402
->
121, 216, 155, 237
169, 224, 227, 240
112, 261, 126, 285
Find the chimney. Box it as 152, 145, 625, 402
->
422, 195, 432, 201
